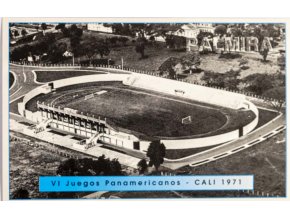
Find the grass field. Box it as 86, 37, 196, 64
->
178, 130, 286, 197
9, 131, 94, 199
9, 137, 66, 199
34, 70, 105, 83
26, 82, 256, 139
10, 96, 23, 115
9, 72, 15, 88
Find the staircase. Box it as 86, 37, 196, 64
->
34, 119, 52, 134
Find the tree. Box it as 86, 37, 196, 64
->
69, 24, 83, 54
79, 37, 110, 64
214, 25, 227, 36
263, 87, 285, 111
37, 33, 57, 55
223, 69, 241, 90
243, 73, 274, 95
202, 71, 225, 87
14, 30, 19, 38
12, 188, 30, 199
104, 23, 134, 36
197, 31, 214, 46
56, 23, 70, 37
137, 159, 148, 174
56, 157, 123, 176
96, 40, 110, 58
21, 29, 28, 37
47, 42, 68, 63
57, 158, 79, 176
158, 57, 180, 79
180, 52, 201, 74
159, 53, 201, 78
135, 37, 147, 59
230, 27, 243, 37
104, 23, 184, 39
260, 47, 269, 62
55, 23, 66, 30
146, 140, 166, 171
165, 35, 186, 50
109, 37, 118, 46
9, 29, 13, 39
119, 37, 129, 46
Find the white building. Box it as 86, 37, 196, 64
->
87, 23, 113, 33
173, 23, 214, 38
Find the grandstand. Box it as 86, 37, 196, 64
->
123, 74, 248, 110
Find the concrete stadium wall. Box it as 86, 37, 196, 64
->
138, 129, 239, 151
242, 101, 259, 135
126, 73, 246, 110
19, 73, 259, 151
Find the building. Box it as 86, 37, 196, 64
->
36, 103, 140, 151
173, 23, 214, 38
87, 23, 113, 33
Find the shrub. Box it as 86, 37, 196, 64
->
238, 58, 249, 66
219, 53, 242, 59
80, 58, 115, 65
240, 65, 250, 70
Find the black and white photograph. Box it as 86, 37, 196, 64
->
3, 19, 287, 200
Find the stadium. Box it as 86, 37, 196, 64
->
16, 68, 264, 154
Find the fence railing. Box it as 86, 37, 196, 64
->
10, 61, 285, 104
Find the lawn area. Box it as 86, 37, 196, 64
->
178, 130, 286, 197
9, 96, 23, 114
34, 70, 105, 83
9, 72, 15, 88
9, 131, 91, 199
9, 136, 66, 199
165, 144, 219, 160
109, 44, 186, 73
256, 108, 280, 128
196, 52, 280, 78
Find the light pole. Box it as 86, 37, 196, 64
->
121, 57, 124, 70
72, 53, 75, 66
107, 58, 111, 67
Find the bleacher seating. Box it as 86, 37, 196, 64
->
123, 74, 246, 110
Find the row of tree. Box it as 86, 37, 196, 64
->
10, 23, 48, 39
201, 69, 285, 110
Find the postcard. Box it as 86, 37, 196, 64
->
1, 18, 288, 200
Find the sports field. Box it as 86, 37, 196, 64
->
34, 70, 106, 83
26, 81, 256, 139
